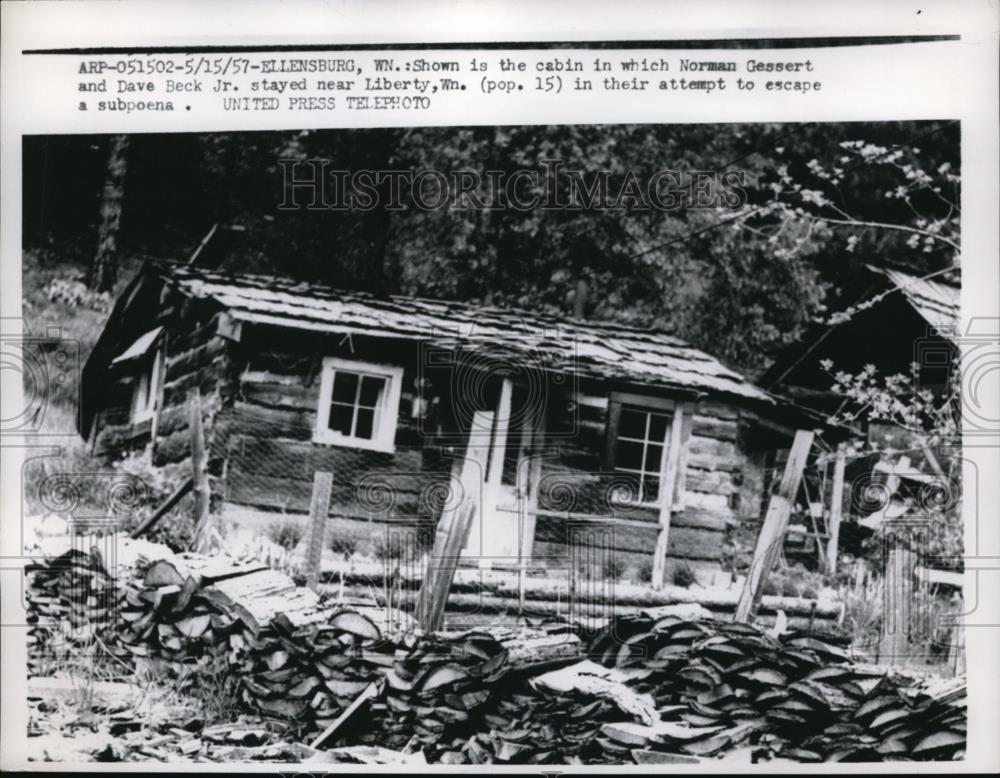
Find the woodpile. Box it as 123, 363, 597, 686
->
117, 556, 265, 673
234, 603, 394, 733
25, 538, 965, 764
362, 624, 582, 760
26, 547, 126, 674
583, 611, 966, 762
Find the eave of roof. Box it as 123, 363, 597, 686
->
154, 261, 775, 405
867, 264, 959, 340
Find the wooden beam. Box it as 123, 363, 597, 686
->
734, 428, 814, 623
416, 410, 492, 632
880, 531, 916, 665
826, 443, 847, 575
304, 471, 333, 592
188, 387, 214, 553
517, 406, 546, 561
486, 378, 513, 487
651, 405, 687, 589
604, 398, 622, 467
130, 475, 193, 539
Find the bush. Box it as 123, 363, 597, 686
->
635, 560, 653, 584
602, 557, 626, 580
372, 533, 403, 562
267, 520, 304, 551
328, 533, 359, 558
671, 562, 698, 588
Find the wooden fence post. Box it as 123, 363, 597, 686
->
880, 530, 916, 665
304, 471, 333, 592
826, 443, 847, 576
651, 405, 687, 590
188, 387, 213, 553
734, 428, 814, 623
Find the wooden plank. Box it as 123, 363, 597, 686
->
604, 398, 622, 467
304, 471, 333, 592
826, 443, 847, 575
674, 406, 693, 510
880, 534, 916, 665
734, 428, 814, 622
129, 476, 193, 539
309, 682, 379, 749
416, 410, 492, 631
487, 378, 513, 487
418, 501, 477, 632
517, 404, 546, 606
188, 388, 214, 553
651, 405, 687, 589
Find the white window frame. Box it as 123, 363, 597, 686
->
610, 401, 674, 508
313, 357, 404, 453
129, 348, 163, 425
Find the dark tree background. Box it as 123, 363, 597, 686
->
22, 121, 959, 375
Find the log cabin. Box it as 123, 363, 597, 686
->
80, 260, 826, 586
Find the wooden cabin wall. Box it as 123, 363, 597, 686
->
149, 307, 239, 512
214, 325, 456, 554
532, 390, 764, 583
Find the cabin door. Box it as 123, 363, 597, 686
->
461, 378, 522, 564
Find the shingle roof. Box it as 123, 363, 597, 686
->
155, 262, 773, 404
868, 265, 959, 339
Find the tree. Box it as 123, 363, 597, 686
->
90, 134, 130, 292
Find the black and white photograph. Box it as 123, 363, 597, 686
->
15, 119, 970, 765
1, 2, 997, 772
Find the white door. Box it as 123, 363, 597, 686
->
461, 379, 522, 564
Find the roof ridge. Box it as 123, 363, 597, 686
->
151, 258, 691, 342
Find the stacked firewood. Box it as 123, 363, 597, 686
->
116, 556, 268, 676
235, 607, 395, 733
585, 612, 966, 762
25, 547, 127, 674
362, 625, 582, 760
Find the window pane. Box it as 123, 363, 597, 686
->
328, 402, 354, 435
358, 375, 385, 408
642, 474, 661, 503
615, 439, 644, 470
618, 407, 647, 439
609, 472, 642, 507
644, 443, 664, 474
331, 371, 359, 403
355, 407, 375, 439
648, 413, 669, 444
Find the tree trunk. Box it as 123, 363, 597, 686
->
90, 134, 130, 292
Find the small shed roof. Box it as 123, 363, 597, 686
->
110, 326, 163, 365
867, 265, 959, 339
155, 262, 774, 404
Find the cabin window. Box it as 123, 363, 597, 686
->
314, 357, 404, 452
129, 348, 163, 425
610, 404, 672, 505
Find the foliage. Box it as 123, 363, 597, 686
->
671, 561, 697, 588
601, 556, 626, 581
371, 533, 404, 561
822, 361, 962, 569
22, 122, 960, 376
328, 532, 359, 558
823, 361, 960, 443
761, 563, 825, 599
266, 520, 305, 551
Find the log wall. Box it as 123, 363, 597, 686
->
532, 391, 766, 581
92, 309, 773, 574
